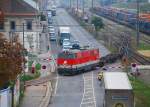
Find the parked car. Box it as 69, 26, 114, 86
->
63, 39, 70, 46
62, 39, 72, 51
48, 18, 53, 24
62, 45, 70, 51
49, 27, 56, 41
71, 40, 80, 49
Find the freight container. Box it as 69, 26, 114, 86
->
103, 72, 134, 107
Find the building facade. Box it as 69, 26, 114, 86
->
0, 0, 40, 53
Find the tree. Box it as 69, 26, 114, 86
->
0, 33, 26, 88
91, 16, 104, 31
91, 16, 104, 36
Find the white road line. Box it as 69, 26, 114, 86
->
54, 72, 59, 95
82, 97, 95, 101
81, 101, 96, 105
80, 71, 96, 107
92, 71, 96, 107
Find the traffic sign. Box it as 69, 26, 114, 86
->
131, 63, 137, 73
42, 65, 46, 69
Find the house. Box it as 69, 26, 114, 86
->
0, 0, 40, 53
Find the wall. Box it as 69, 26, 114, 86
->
0, 76, 21, 107
0, 87, 12, 107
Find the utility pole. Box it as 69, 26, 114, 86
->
92, 0, 94, 9
82, 0, 84, 14
70, 0, 72, 8
23, 23, 25, 48
22, 23, 25, 91
136, 0, 140, 47
77, 0, 79, 13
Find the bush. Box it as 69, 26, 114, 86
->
91, 16, 104, 31
20, 71, 41, 81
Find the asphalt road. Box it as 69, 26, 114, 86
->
48, 8, 110, 107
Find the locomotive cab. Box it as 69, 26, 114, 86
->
57, 48, 100, 75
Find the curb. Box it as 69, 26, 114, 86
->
39, 82, 52, 107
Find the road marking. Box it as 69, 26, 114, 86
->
54, 72, 59, 95
80, 72, 96, 107
81, 101, 96, 105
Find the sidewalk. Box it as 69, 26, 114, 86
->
19, 79, 52, 107
20, 84, 47, 107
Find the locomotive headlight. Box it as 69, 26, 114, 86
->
63, 60, 67, 64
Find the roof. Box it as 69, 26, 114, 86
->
23, 0, 39, 10
104, 72, 132, 90
59, 27, 70, 33
0, 0, 38, 17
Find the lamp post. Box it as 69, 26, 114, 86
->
136, 0, 140, 47
92, 0, 94, 9
22, 23, 25, 91
82, 0, 84, 14
70, 0, 72, 8
77, 0, 79, 13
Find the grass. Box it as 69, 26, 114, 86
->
138, 42, 150, 50
129, 76, 150, 107
20, 71, 41, 82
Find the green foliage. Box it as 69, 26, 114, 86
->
0, 33, 26, 88
20, 71, 40, 81
28, 61, 33, 68
129, 76, 150, 107
138, 42, 150, 50
40, 14, 46, 21
91, 16, 104, 31
35, 63, 41, 70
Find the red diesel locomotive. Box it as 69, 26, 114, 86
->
57, 48, 100, 75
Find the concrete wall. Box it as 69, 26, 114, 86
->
0, 77, 21, 107
0, 87, 12, 107
105, 90, 134, 107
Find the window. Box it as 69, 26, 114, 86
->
10, 21, 16, 30
58, 52, 75, 59
26, 20, 32, 30
0, 22, 4, 30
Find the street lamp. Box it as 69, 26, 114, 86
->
77, 0, 79, 13
70, 0, 72, 8
82, 0, 84, 14
92, 0, 94, 9
136, 0, 140, 47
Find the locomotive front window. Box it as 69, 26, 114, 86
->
58, 53, 75, 59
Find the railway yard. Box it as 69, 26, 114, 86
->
68, 7, 150, 65
1, 0, 150, 107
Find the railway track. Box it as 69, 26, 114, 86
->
92, 10, 150, 45
68, 9, 149, 65
129, 50, 150, 65
113, 38, 150, 65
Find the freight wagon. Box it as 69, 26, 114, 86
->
93, 7, 150, 34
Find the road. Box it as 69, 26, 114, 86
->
48, 8, 110, 107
